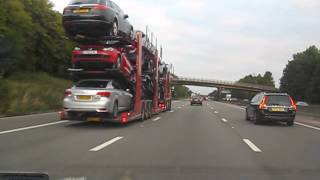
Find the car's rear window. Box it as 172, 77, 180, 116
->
69, 0, 105, 5
266, 95, 291, 106
76, 81, 109, 88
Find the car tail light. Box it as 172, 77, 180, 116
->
64, 90, 72, 97
289, 96, 297, 110
259, 96, 268, 110
97, 92, 111, 97
93, 5, 108, 10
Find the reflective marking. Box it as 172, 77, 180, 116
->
222, 118, 228, 122
0, 121, 69, 135
152, 117, 161, 122
243, 139, 262, 152
295, 122, 320, 131
90, 137, 123, 152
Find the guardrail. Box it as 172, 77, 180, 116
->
172, 76, 278, 92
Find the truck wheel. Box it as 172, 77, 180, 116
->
112, 102, 118, 118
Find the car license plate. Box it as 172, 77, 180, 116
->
73, 9, 90, 13
82, 50, 97, 55
77, 95, 92, 100
87, 117, 101, 122
271, 107, 285, 112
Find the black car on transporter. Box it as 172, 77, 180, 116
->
63, 0, 134, 40
245, 92, 297, 126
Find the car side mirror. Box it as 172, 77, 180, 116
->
124, 14, 129, 19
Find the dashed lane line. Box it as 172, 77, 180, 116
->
89, 137, 123, 152
243, 139, 262, 152
0, 121, 69, 135
152, 117, 162, 122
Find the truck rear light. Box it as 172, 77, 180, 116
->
97, 92, 111, 97
259, 96, 268, 110
289, 97, 297, 110
64, 90, 72, 97
94, 5, 108, 10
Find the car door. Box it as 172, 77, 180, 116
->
104, 0, 115, 23
112, 81, 125, 109
110, 2, 123, 32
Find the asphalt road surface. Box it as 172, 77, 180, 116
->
0, 100, 320, 180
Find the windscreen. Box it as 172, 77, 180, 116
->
69, 0, 104, 5
266, 95, 291, 106
76, 81, 109, 88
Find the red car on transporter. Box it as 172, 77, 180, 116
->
72, 46, 134, 80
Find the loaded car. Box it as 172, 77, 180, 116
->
63, 0, 134, 40
245, 92, 297, 126
63, 79, 133, 121
72, 46, 134, 80
190, 96, 203, 106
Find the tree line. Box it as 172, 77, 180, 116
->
280, 46, 320, 103
210, 46, 320, 104
0, 0, 73, 78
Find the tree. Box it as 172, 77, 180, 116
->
280, 46, 320, 102
0, 0, 74, 78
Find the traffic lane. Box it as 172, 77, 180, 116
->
207, 101, 320, 179
73, 102, 282, 180
0, 112, 60, 132
0, 115, 155, 175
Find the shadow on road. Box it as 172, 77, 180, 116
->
64, 120, 142, 130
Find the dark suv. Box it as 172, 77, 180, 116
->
63, 0, 134, 39
191, 97, 203, 106
245, 93, 297, 126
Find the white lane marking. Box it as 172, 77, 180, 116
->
211, 107, 214, 110
295, 122, 320, 131
214, 111, 218, 114
232, 126, 235, 129
152, 117, 161, 122
0, 121, 69, 135
0, 112, 58, 120
243, 139, 262, 152
170, 110, 174, 113
90, 137, 123, 152
222, 118, 228, 123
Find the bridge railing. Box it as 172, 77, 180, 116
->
173, 77, 277, 91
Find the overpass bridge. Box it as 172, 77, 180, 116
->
172, 77, 278, 92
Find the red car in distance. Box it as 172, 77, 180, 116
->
72, 45, 134, 80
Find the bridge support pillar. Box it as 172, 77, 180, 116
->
217, 87, 222, 101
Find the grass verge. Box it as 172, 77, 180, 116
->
0, 72, 72, 117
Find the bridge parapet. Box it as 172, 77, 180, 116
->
172, 76, 278, 92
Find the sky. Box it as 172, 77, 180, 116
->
52, 0, 320, 94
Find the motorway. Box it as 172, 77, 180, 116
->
0, 100, 320, 180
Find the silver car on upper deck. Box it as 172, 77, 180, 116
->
63, 79, 133, 119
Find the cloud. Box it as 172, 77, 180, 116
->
50, 0, 320, 93
293, 0, 320, 9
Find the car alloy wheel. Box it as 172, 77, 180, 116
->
113, 56, 121, 69
110, 21, 118, 36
